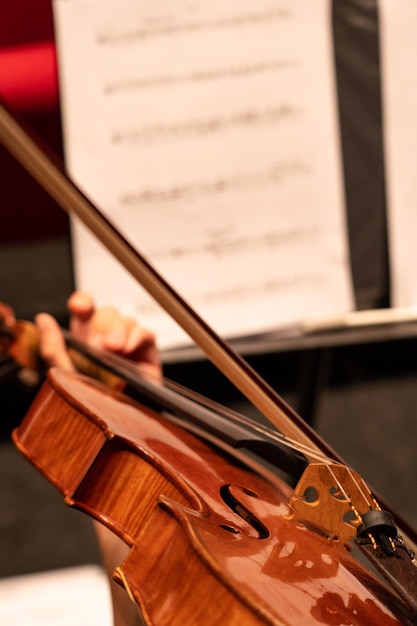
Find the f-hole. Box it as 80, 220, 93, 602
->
220, 484, 270, 539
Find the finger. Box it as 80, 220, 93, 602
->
0, 302, 15, 326
85, 307, 122, 348
68, 291, 96, 341
124, 322, 150, 354
35, 313, 75, 371
101, 316, 138, 353
88, 311, 162, 381
124, 324, 159, 365
124, 325, 161, 380
96, 313, 153, 358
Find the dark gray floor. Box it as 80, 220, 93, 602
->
1, 236, 417, 584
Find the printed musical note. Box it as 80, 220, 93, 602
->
54, 0, 354, 350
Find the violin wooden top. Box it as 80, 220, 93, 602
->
13, 368, 412, 625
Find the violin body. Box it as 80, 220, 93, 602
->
13, 368, 412, 625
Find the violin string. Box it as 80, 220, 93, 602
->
164, 365, 383, 518
345, 466, 381, 511
66, 333, 383, 514
97, 345, 347, 467
163, 378, 332, 463
322, 463, 380, 527
78, 341, 390, 530
67, 329, 332, 466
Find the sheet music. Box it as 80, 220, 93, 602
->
54, 0, 354, 350
379, 1, 417, 309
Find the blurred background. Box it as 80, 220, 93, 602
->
1, 0, 417, 599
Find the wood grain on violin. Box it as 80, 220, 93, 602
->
13, 369, 415, 625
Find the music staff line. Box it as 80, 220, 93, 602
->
134, 273, 326, 317
103, 58, 298, 95
96, 7, 292, 46
141, 225, 319, 264
111, 104, 300, 146
119, 160, 310, 208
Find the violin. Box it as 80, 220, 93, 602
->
1, 101, 417, 625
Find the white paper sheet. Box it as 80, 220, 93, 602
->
379, 1, 417, 309
54, 0, 354, 350
0, 566, 112, 626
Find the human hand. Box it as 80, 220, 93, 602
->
35, 291, 161, 382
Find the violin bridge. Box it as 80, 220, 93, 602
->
286, 462, 377, 547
